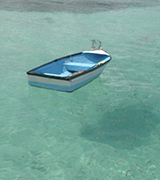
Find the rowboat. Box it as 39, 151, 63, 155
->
26, 40, 112, 92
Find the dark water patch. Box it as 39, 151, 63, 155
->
80, 104, 159, 150
43, 17, 54, 24
0, 0, 160, 13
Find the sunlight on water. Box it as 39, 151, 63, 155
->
0, 1, 160, 179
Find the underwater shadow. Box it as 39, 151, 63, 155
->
80, 103, 159, 150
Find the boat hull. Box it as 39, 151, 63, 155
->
27, 63, 107, 92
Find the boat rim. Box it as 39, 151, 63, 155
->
26, 51, 112, 81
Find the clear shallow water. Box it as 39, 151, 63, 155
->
0, 1, 160, 179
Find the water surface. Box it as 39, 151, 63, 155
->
0, 0, 160, 179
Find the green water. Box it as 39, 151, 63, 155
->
0, 4, 160, 180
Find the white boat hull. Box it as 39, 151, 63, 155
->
27, 64, 107, 92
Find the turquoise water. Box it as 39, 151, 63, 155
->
0, 1, 160, 179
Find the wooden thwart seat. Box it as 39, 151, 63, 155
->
65, 62, 95, 72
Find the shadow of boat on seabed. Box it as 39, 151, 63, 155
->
80, 103, 159, 150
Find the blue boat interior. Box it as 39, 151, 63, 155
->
33, 52, 111, 77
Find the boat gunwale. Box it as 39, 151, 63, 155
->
26, 51, 112, 81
